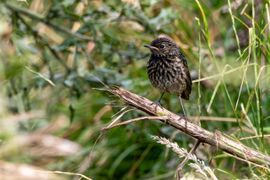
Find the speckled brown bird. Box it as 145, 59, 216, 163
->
144, 36, 192, 113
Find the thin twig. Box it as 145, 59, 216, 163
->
176, 140, 201, 179
35, 170, 92, 180
224, 152, 270, 170
102, 116, 167, 131
189, 116, 237, 122
192, 63, 256, 83
240, 134, 270, 140
25, 66, 55, 86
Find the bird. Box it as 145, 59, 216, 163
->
144, 35, 192, 115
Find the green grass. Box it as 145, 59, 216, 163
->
0, 0, 269, 179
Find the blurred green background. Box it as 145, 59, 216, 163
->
0, 0, 270, 179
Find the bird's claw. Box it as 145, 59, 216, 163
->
178, 114, 188, 132
178, 113, 185, 118
151, 100, 162, 106
151, 100, 164, 113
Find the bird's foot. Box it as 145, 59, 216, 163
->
178, 113, 186, 118
151, 100, 163, 113
178, 114, 188, 132
151, 100, 162, 106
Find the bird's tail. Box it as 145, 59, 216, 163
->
181, 91, 190, 100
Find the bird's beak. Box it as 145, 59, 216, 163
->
144, 44, 159, 51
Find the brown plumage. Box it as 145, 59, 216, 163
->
144, 36, 192, 106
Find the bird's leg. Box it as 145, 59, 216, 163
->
178, 96, 188, 131
151, 93, 165, 113
151, 92, 164, 106
178, 96, 186, 116
157, 92, 165, 105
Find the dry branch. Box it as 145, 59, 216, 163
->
107, 86, 270, 167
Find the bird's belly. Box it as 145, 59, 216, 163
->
148, 66, 186, 94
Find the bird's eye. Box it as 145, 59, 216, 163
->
160, 45, 165, 48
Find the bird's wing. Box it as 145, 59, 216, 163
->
181, 65, 192, 100
178, 53, 192, 100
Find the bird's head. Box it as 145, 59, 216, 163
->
144, 36, 179, 58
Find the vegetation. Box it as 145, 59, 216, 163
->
0, 0, 269, 179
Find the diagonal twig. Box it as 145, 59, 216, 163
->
176, 140, 201, 179
105, 86, 270, 168
102, 116, 167, 131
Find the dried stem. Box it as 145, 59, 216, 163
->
102, 116, 167, 131
176, 140, 201, 179
106, 86, 270, 168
